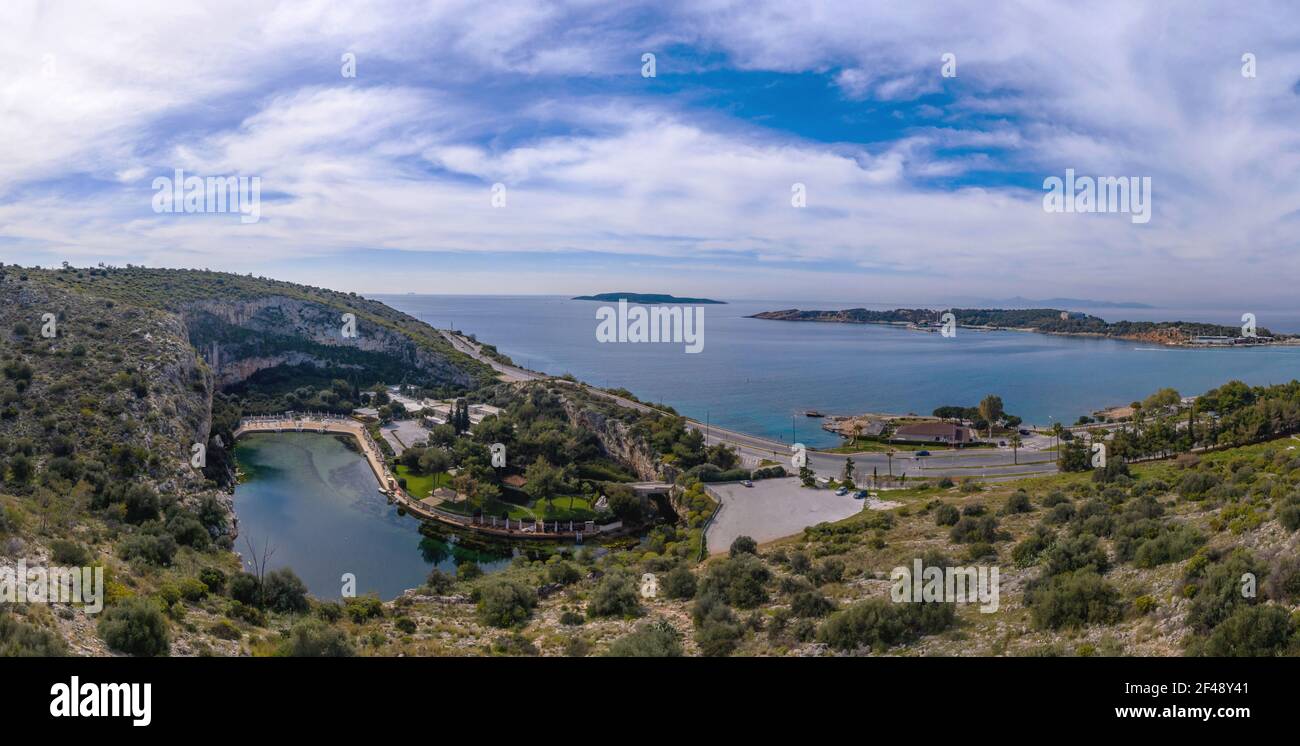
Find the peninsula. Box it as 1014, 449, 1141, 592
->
748, 307, 1292, 346
572, 292, 724, 304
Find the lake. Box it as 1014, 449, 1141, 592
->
232, 432, 512, 600
380, 295, 1300, 448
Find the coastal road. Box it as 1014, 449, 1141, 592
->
441, 330, 1058, 481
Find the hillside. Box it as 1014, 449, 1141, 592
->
0, 265, 497, 653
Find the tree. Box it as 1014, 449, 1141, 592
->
978, 395, 1004, 438
606, 619, 683, 657
524, 456, 564, 511
799, 464, 815, 487
842, 457, 855, 489
1009, 433, 1022, 464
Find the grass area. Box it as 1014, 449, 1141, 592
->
819, 439, 945, 454
394, 465, 450, 499
535, 495, 598, 521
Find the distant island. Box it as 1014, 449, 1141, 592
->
749, 307, 1292, 346
572, 292, 725, 304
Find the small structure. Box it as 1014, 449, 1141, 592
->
892, 421, 973, 446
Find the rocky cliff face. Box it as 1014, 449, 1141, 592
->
183, 296, 478, 389
559, 397, 666, 481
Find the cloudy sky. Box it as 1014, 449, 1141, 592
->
2, 0, 1299, 306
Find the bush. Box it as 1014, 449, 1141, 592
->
729, 535, 758, 557
118, 533, 177, 567
586, 571, 641, 619
790, 590, 835, 618
1026, 571, 1122, 630
546, 561, 581, 586
262, 568, 310, 614
937, 478, 955, 489
662, 565, 698, 600
425, 569, 455, 595
1277, 504, 1300, 532
284, 619, 356, 657
456, 561, 483, 581
559, 611, 584, 626
0, 611, 68, 656
198, 567, 226, 594
344, 595, 385, 623
178, 577, 209, 602
166, 514, 210, 550
477, 578, 538, 628
934, 504, 960, 526
698, 553, 771, 608
606, 619, 684, 657
49, 539, 91, 566
394, 617, 417, 634
208, 619, 241, 641
1042, 533, 1109, 576
228, 572, 261, 606
1132, 524, 1204, 568
1001, 491, 1032, 515
949, 515, 999, 544
98, 597, 170, 656
1186, 551, 1262, 633
1011, 525, 1054, 566
816, 598, 954, 651
1198, 605, 1295, 657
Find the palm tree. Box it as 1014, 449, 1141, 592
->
850, 422, 863, 448
1051, 422, 1064, 453
1009, 433, 1022, 464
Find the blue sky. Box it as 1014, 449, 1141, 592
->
2, 1, 1300, 307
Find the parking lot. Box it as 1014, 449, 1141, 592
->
705, 476, 863, 553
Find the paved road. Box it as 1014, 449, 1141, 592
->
441, 331, 1058, 481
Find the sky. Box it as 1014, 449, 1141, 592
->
1, 1, 1299, 306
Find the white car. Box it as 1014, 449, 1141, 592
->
835, 487, 849, 496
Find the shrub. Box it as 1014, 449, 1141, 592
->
98, 597, 170, 656
810, 558, 845, 586
344, 595, 385, 623
1026, 571, 1122, 630
118, 533, 177, 567
1001, 491, 1032, 515
934, 504, 960, 526
49, 539, 91, 566
606, 619, 684, 657
228, 572, 261, 606
729, 535, 758, 557
937, 477, 955, 489
662, 565, 698, 600
425, 569, 455, 595
559, 611, 584, 626
1186, 551, 1262, 633
178, 577, 209, 602
1266, 555, 1300, 602
1134, 595, 1157, 615
586, 571, 641, 619
166, 514, 210, 550
949, 515, 999, 544
1198, 605, 1295, 657
1042, 533, 1109, 576
284, 619, 356, 657
0, 611, 68, 656
697, 614, 744, 657
1277, 504, 1300, 532
698, 553, 771, 608
790, 590, 835, 618
1011, 525, 1054, 567
477, 578, 538, 628
262, 568, 310, 614
208, 619, 241, 641
198, 567, 226, 594
456, 561, 482, 581
958, 479, 982, 494
816, 598, 954, 651
394, 617, 417, 634
1133, 524, 1204, 568
546, 561, 581, 586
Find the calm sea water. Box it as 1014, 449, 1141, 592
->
233, 432, 511, 599
379, 295, 1300, 449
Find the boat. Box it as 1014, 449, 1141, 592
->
804, 410, 825, 417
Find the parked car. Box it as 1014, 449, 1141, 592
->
916, 450, 930, 457
1019, 429, 1031, 436
999, 440, 1007, 447
853, 490, 867, 499
835, 487, 849, 496
741, 480, 753, 487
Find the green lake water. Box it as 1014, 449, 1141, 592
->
232, 432, 512, 600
